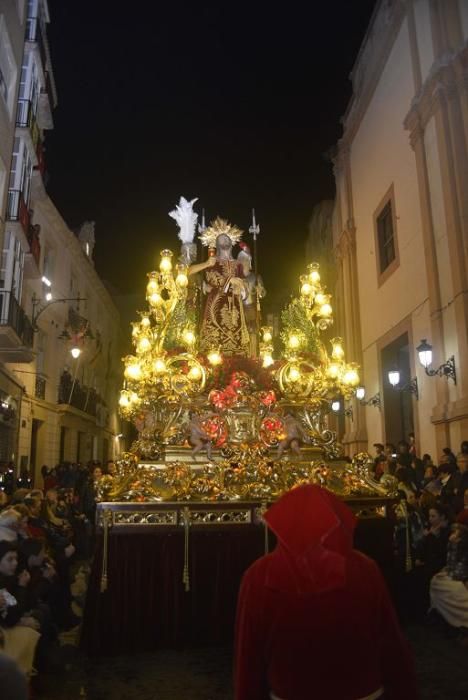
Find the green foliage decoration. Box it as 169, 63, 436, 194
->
280, 298, 320, 356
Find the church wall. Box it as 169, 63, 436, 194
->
333, 0, 468, 457
349, 18, 428, 351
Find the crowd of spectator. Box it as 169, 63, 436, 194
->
372, 436, 468, 642
2, 442, 468, 694
0, 459, 115, 695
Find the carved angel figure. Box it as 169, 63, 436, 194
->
188, 412, 213, 461
276, 413, 305, 459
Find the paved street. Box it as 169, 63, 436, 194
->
38, 624, 468, 700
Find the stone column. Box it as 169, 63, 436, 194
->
405, 40, 468, 452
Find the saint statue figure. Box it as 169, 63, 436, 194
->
190, 218, 250, 356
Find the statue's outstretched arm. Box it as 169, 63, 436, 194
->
188, 258, 216, 276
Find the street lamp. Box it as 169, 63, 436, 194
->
387, 367, 419, 399
356, 386, 381, 408
416, 339, 456, 384
31, 293, 85, 332
331, 399, 353, 420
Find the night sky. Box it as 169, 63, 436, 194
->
45, 1, 377, 299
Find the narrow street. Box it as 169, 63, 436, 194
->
41, 625, 468, 700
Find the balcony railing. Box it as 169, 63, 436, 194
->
6, 190, 31, 236
0, 291, 34, 348
16, 99, 39, 148
26, 16, 47, 69
58, 370, 108, 421
35, 375, 46, 400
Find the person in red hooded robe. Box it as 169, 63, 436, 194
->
234, 485, 418, 700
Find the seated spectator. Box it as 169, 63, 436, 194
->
401, 503, 451, 622
235, 486, 418, 700
430, 523, 468, 641
23, 497, 48, 543
0, 541, 40, 677
421, 464, 441, 496
10, 505, 30, 543
0, 510, 23, 543
415, 503, 451, 577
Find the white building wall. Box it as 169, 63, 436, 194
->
332, 0, 468, 457
351, 19, 428, 349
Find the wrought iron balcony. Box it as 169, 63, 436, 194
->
6, 189, 31, 236
58, 370, 107, 420
35, 374, 46, 400
0, 291, 35, 362
26, 15, 47, 69
16, 99, 39, 148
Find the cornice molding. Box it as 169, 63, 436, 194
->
336, 0, 406, 155
404, 43, 468, 147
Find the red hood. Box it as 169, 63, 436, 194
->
264, 485, 357, 594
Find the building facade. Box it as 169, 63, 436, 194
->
0, 0, 123, 481
332, 0, 468, 458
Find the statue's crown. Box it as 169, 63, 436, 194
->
199, 217, 243, 247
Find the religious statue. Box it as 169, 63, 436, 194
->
237, 242, 266, 356
276, 413, 305, 459
188, 412, 213, 460
190, 218, 251, 356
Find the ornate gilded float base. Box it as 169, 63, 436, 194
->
96, 451, 398, 503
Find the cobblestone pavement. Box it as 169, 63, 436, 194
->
37, 624, 467, 700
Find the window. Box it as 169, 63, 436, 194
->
377, 202, 395, 273
8, 137, 33, 206
374, 184, 399, 285
0, 230, 25, 300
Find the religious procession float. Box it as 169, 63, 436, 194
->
82, 198, 400, 651
95, 197, 397, 527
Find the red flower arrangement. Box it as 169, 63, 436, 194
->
201, 415, 228, 447
208, 365, 278, 411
